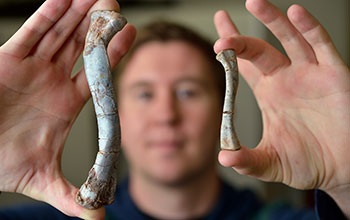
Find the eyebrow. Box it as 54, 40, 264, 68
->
124, 76, 211, 92
175, 77, 210, 89
128, 81, 151, 88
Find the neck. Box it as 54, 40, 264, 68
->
129, 168, 221, 220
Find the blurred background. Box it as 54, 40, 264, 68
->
0, 0, 349, 210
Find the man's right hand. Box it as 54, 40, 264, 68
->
0, 0, 135, 218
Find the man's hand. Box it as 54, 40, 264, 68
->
214, 0, 350, 217
0, 0, 135, 218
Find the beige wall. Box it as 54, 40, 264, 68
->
0, 0, 348, 208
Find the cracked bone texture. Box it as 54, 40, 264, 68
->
76, 10, 126, 209
216, 50, 241, 151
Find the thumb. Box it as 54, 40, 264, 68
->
218, 146, 282, 183
27, 176, 106, 220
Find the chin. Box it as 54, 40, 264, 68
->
146, 163, 206, 187
152, 173, 194, 187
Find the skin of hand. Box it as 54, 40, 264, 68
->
0, 0, 136, 219
214, 0, 350, 217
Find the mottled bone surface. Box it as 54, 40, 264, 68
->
216, 50, 241, 151
76, 10, 126, 209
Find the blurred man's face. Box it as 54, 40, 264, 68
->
118, 41, 222, 185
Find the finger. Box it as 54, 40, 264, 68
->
108, 24, 137, 68
0, 0, 71, 59
52, 0, 121, 74
34, 0, 100, 60
72, 24, 136, 102
218, 146, 282, 182
51, 15, 90, 74
287, 4, 343, 65
214, 35, 289, 87
245, 0, 316, 63
214, 10, 240, 38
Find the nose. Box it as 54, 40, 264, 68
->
151, 90, 179, 126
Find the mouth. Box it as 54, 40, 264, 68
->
147, 136, 185, 155
145, 130, 185, 154
150, 140, 183, 148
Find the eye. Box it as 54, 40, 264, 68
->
176, 87, 198, 100
137, 90, 153, 100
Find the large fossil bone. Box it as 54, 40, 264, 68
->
75, 10, 127, 209
216, 49, 241, 150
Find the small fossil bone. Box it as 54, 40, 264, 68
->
216, 49, 241, 150
75, 10, 127, 209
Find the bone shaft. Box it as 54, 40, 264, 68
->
216, 49, 241, 150
76, 10, 126, 209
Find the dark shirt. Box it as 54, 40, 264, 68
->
0, 178, 346, 220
